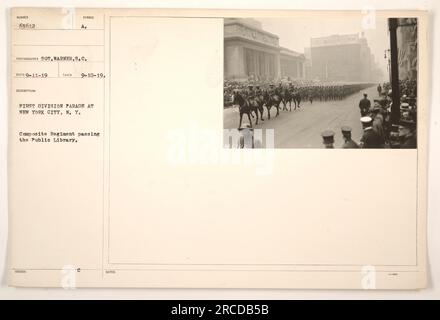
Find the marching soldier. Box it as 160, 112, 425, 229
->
321, 130, 335, 149
341, 126, 359, 148
308, 86, 314, 104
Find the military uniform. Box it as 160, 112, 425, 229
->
342, 139, 359, 148
360, 128, 382, 148
268, 84, 275, 95
308, 87, 313, 103
255, 86, 262, 96
246, 85, 254, 99
321, 130, 335, 149
359, 95, 371, 117
360, 117, 382, 148
341, 126, 359, 149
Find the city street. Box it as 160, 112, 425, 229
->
223, 85, 379, 148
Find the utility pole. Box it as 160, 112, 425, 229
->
388, 18, 400, 127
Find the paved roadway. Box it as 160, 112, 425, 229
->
223, 85, 379, 148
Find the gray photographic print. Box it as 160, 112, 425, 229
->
223, 17, 418, 149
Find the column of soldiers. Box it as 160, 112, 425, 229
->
223, 79, 374, 107
321, 89, 417, 149
307, 84, 373, 102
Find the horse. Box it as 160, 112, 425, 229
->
233, 91, 256, 129
246, 96, 262, 125
292, 90, 302, 110
251, 93, 265, 122
281, 88, 293, 111
264, 91, 281, 119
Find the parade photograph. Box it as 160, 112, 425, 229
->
223, 16, 418, 149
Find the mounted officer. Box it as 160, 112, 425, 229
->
255, 85, 262, 96
245, 84, 255, 101
268, 83, 276, 95
275, 83, 283, 96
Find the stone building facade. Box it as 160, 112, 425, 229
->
310, 33, 374, 82
280, 47, 306, 79
224, 18, 306, 81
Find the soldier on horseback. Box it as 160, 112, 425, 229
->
275, 83, 283, 96
243, 84, 264, 126
233, 88, 254, 129
254, 85, 265, 121
255, 85, 262, 96
281, 83, 293, 111
245, 84, 254, 100
268, 83, 275, 94
264, 84, 281, 119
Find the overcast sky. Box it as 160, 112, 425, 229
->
259, 15, 390, 73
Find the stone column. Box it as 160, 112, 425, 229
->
274, 52, 281, 80
224, 44, 246, 80
264, 53, 270, 79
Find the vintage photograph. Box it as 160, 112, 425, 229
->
6, 7, 430, 292
223, 17, 418, 149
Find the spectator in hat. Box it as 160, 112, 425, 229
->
341, 126, 359, 148
360, 116, 382, 148
371, 107, 385, 147
399, 120, 417, 149
321, 130, 335, 149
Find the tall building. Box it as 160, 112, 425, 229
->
224, 18, 305, 81
310, 33, 374, 82
359, 36, 372, 82
369, 54, 386, 82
